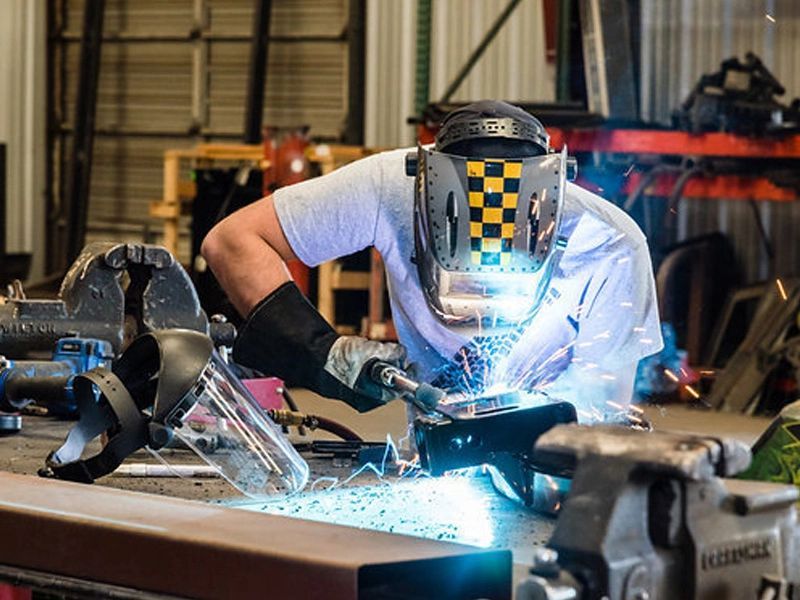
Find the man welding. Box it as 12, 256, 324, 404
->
201, 101, 663, 420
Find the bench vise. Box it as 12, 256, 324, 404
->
518, 424, 800, 600
0, 242, 234, 356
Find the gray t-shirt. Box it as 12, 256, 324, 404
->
274, 148, 663, 391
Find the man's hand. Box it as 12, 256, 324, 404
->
324, 337, 408, 410
232, 282, 408, 413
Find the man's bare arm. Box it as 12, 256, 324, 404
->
200, 195, 295, 317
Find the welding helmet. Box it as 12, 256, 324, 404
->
408, 101, 574, 327
44, 329, 309, 498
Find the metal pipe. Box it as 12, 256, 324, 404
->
64, 0, 105, 265
344, 0, 367, 145
243, 0, 272, 144
414, 0, 432, 116
439, 0, 523, 103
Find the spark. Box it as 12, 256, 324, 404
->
584, 362, 598, 370
616, 256, 631, 265
593, 330, 611, 340
766, 13, 776, 23
460, 348, 473, 379
606, 400, 625, 410
685, 385, 700, 399
554, 502, 561, 512
628, 414, 644, 425
576, 408, 593, 420
620, 301, 633, 308
544, 474, 559, 491
628, 404, 644, 414
600, 374, 617, 381
679, 367, 688, 377
699, 369, 715, 376
623, 164, 635, 177
776, 278, 788, 301
397, 454, 420, 477
633, 327, 646, 333
577, 341, 593, 348
664, 368, 680, 382
640, 338, 654, 344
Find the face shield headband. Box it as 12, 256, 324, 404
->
411, 146, 573, 326
44, 330, 308, 499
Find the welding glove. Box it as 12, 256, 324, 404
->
233, 281, 408, 412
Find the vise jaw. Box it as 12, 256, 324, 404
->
0, 243, 215, 356
524, 425, 800, 600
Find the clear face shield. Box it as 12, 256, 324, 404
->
46, 330, 309, 500
412, 146, 571, 327
163, 351, 309, 498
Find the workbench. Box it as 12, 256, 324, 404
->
0, 407, 554, 594
0, 397, 772, 598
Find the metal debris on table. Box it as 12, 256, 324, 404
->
226, 462, 554, 560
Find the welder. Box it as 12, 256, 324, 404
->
201, 101, 663, 419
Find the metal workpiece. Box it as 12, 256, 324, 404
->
518, 425, 800, 600
0, 242, 232, 356
0, 472, 512, 600
414, 401, 577, 506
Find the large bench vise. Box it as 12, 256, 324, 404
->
0, 242, 233, 357
518, 425, 800, 600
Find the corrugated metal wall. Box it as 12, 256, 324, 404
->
0, 1, 46, 280
640, 0, 800, 283
55, 0, 350, 259
365, 0, 553, 148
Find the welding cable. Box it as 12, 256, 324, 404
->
268, 409, 363, 442
306, 415, 363, 442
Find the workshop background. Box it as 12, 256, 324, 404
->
2, 0, 799, 286
3, 1, 800, 597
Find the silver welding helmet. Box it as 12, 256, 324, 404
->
408, 102, 573, 326
46, 329, 308, 499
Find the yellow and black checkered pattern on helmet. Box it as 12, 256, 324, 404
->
466, 159, 522, 266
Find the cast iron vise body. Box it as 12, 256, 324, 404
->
0, 242, 232, 357
518, 424, 800, 600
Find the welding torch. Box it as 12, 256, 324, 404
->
361, 359, 445, 413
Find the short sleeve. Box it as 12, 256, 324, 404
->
272, 153, 386, 266
572, 239, 663, 369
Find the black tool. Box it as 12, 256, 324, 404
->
361, 359, 445, 413
0, 337, 113, 417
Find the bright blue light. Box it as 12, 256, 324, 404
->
241, 474, 497, 547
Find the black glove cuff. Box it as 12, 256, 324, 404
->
232, 282, 376, 411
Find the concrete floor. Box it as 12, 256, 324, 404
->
0, 392, 774, 593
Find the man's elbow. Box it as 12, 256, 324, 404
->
201, 220, 235, 274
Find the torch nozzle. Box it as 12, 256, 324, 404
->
367, 360, 445, 413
